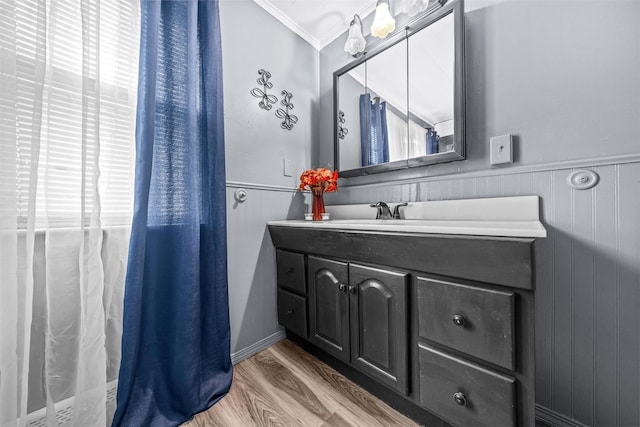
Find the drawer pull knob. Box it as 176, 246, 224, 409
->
347, 285, 357, 294
452, 314, 466, 327
453, 392, 467, 406
286, 268, 294, 273
287, 309, 294, 315
338, 283, 346, 292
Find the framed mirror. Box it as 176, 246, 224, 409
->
334, 0, 465, 177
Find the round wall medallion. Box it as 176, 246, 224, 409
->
566, 170, 599, 190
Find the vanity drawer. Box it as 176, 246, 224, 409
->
419, 344, 516, 427
276, 250, 306, 295
417, 277, 515, 370
277, 289, 307, 338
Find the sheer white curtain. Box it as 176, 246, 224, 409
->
408, 119, 428, 158
0, 1, 139, 426
386, 109, 409, 162
386, 109, 428, 162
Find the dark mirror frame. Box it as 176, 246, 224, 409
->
333, 0, 465, 178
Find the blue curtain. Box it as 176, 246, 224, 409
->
359, 93, 389, 166
112, 1, 232, 425
427, 128, 439, 154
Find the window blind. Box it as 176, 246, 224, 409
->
0, 0, 139, 228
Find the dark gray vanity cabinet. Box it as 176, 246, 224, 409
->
269, 225, 538, 427
308, 256, 409, 395
275, 249, 307, 338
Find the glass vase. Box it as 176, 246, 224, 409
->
311, 185, 325, 221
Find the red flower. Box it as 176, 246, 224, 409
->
298, 168, 339, 193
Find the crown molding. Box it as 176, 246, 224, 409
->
253, 0, 322, 50
253, 0, 376, 51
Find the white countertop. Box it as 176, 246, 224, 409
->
267, 219, 546, 238
268, 196, 547, 238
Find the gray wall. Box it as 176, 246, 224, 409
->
319, 0, 640, 426
219, 1, 316, 358
321, 0, 640, 175
338, 73, 365, 170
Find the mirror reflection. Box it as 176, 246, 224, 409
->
408, 13, 455, 154
335, 2, 464, 177
338, 38, 409, 168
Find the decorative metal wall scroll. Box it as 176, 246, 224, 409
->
338, 110, 348, 140
250, 69, 278, 111
250, 69, 301, 131
275, 90, 298, 131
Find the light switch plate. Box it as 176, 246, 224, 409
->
283, 158, 293, 177
490, 134, 513, 165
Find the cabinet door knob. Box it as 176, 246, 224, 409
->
453, 392, 467, 406
452, 314, 466, 327
286, 309, 294, 315
286, 267, 294, 273
347, 285, 357, 294
338, 283, 346, 292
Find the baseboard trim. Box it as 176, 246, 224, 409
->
536, 404, 588, 427
231, 329, 286, 365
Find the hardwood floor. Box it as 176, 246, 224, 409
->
184, 339, 419, 427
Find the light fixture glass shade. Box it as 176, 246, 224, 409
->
344, 16, 366, 55
402, 0, 429, 17
371, 1, 396, 38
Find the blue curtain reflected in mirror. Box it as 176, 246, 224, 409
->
359, 93, 389, 166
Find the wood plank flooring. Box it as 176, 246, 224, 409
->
184, 339, 419, 427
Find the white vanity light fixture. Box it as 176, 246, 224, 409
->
402, 0, 448, 18
401, 0, 429, 17
344, 14, 366, 56
371, 0, 396, 38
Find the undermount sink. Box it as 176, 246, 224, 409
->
268, 196, 547, 238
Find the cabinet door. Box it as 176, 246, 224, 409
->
308, 256, 350, 362
349, 264, 408, 395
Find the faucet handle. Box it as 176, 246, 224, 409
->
392, 202, 408, 219
369, 202, 392, 219
369, 202, 389, 208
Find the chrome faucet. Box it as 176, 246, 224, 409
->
392, 202, 408, 219
370, 202, 409, 219
370, 202, 393, 219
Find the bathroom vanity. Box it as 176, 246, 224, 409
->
267, 196, 546, 427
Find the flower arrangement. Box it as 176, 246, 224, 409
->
297, 167, 338, 193
298, 168, 338, 221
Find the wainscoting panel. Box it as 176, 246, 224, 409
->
533, 170, 555, 412
225, 185, 305, 356
616, 163, 640, 427
330, 161, 640, 426
326, 182, 419, 207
